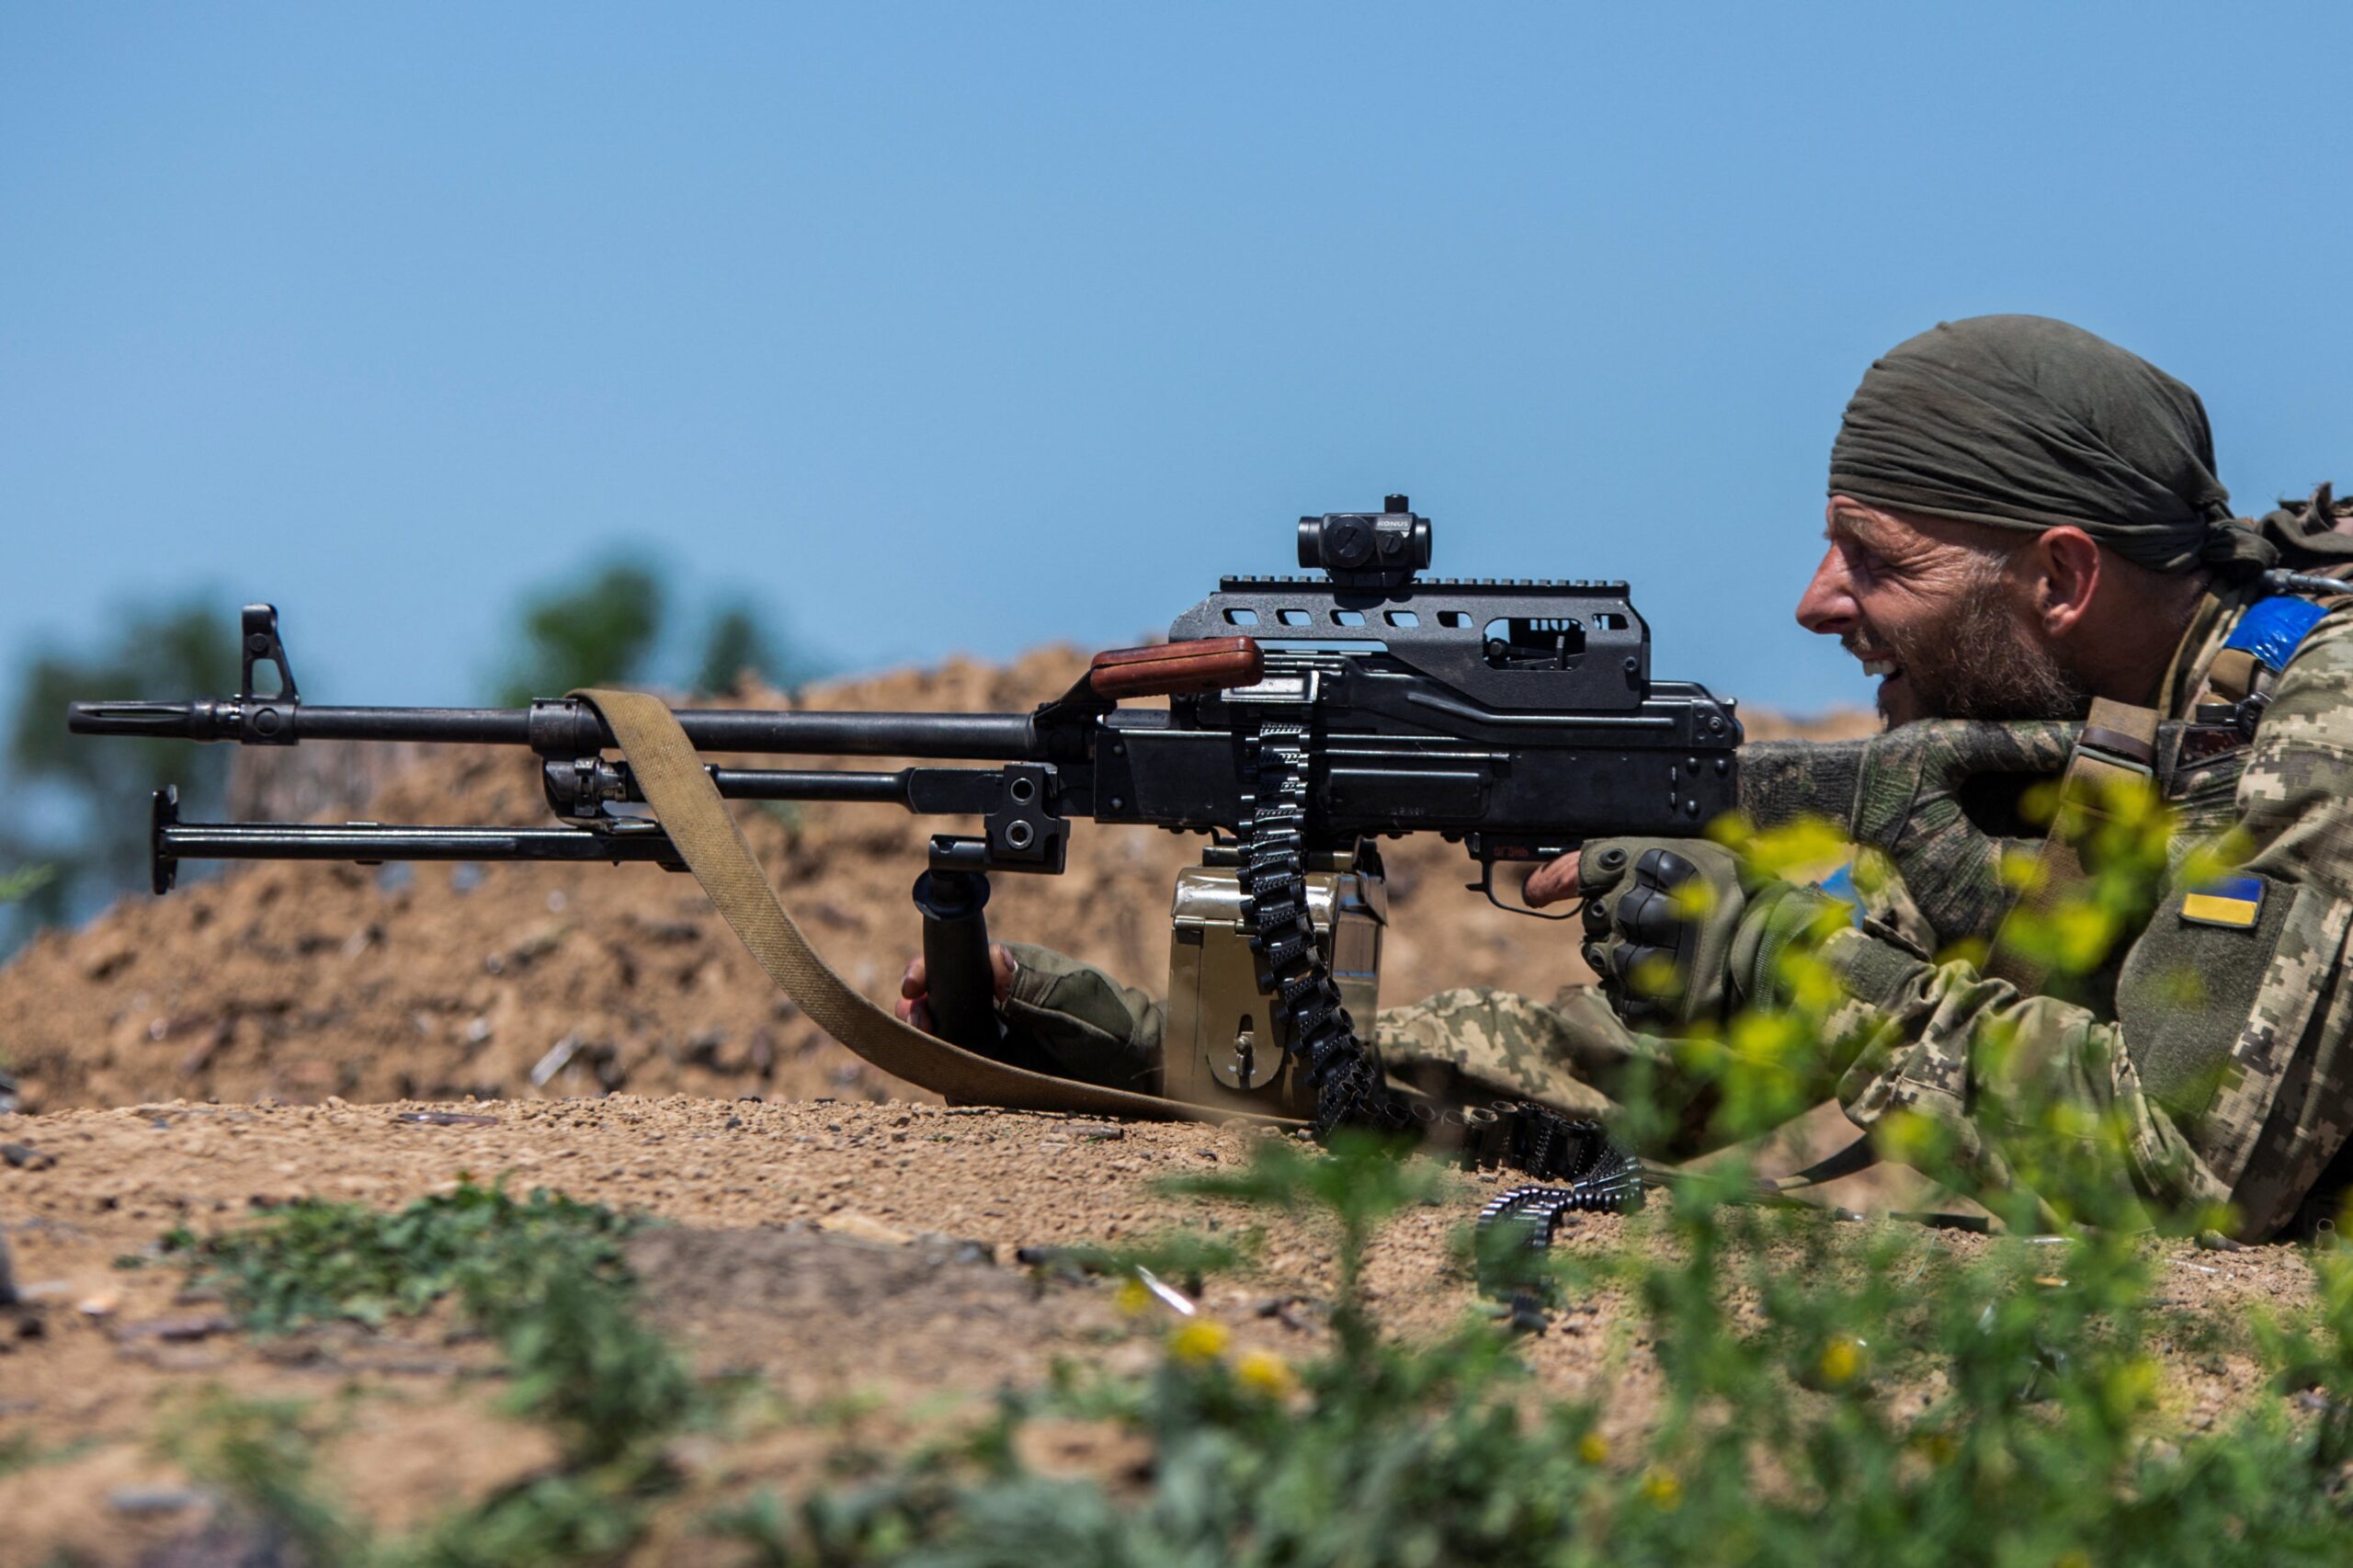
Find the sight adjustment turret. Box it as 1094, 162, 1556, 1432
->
1298, 494, 1432, 589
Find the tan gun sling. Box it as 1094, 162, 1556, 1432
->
576, 687, 1299, 1126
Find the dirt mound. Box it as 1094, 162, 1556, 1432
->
0, 648, 1874, 1115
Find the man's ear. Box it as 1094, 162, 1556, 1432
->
2028, 527, 2103, 637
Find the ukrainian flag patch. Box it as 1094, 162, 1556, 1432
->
2181, 874, 2266, 930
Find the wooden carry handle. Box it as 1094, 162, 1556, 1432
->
1087, 637, 1265, 700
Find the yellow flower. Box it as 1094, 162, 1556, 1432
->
1638, 1467, 1682, 1509
1115, 1278, 1152, 1316
2103, 1357, 2160, 1417
1909, 1431, 1957, 1466
1629, 951, 1681, 998
1168, 1319, 1231, 1364
1667, 877, 1719, 919
1235, 1349, 1296, 1396
1576, 1432, 1609, 1465
1817, 1336, 1864, 1388
1938, 936, 1991, 971
1877, 1108, 1935, 1165
2048, 903, 2120, 974
1742, 816, 1849, 879
1729, 1010, 1801, 1063
1816, 1327, 1872, 1384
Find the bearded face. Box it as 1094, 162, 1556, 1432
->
1846, 552, 2088, 725
1799, 503, 2091, 729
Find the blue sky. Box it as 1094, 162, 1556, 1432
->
6, 4, 2351, 719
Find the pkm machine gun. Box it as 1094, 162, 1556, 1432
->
69, 497, 1742, 1126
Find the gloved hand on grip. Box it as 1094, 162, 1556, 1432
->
898, 941, 1163, 1092
1576, 840, 1747, 1027
1576, 838, 1855, 1028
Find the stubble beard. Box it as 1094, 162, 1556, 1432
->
1862, 563, 2088, 726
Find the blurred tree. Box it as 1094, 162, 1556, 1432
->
494, 559, 665, 707
690, 599, 824, 697
4, 600, 238, 946
0, 866, 53, 903
692, 604, 772, 697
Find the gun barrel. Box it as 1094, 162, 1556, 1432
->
157, 822, 682, 866
69, 700, 243, 739
707, 768, 913, 802
71, 699, 1044, 759
68, 700, 536, 744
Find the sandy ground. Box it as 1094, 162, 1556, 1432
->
0, 1095, 2321, 1565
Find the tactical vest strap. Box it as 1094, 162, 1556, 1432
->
575, 687, 1297, 1126
1982, 697, 2162, 994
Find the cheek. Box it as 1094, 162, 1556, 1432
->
1853, 576, 1954, 645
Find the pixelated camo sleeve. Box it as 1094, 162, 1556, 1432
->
1814, 607, 2353, 1237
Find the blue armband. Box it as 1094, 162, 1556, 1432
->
2224, 596, 2331, 674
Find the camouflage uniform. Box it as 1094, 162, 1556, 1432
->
1794, 585, 2353, 1235
1447, 580, 2353, 1235
996, 944, 1629, 1116
1370, 985, 1621, 1119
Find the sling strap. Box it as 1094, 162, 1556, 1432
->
1982, 696, 2161, 994
576, 687, 1298, 1126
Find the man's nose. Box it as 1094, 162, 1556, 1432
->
1795, 546, 1859, 637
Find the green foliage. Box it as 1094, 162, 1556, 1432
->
0, 863, 52, 904
710, 785, 2353, 1562
167, 1392, 363, 1565
384, 1465, 677, 1568
707, 1136, 2353, 1567
1018, 1227, 1258, 1294
149, 774, 2353, 1563
494, 558, 666, 707
0, 1432, 97, 1478
1165, 1131, 1449, 1361
3, 597, 236, 944
693, 603, 774, 697
463, 1238, 697, 1471
163, 1182, 704, 1566
691, 599, 824, 697
492, 561, 825, 705
165, 1180, 636, 1334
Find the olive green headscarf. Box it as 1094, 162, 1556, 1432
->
1828, 314, 2277, 578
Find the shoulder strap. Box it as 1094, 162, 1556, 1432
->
576, 687, 1298, 1127
1981, 697, 2161, 994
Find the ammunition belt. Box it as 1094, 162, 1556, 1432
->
1236, 715, 1408, 1137
1233, 707, 1644, 1199
1475, 1164, 1645, 1256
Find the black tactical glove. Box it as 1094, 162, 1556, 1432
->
1578, 838, 1853, 1028
1578, 840, 1747, 1027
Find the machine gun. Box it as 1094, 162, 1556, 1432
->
69, 497, 1741, 1135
